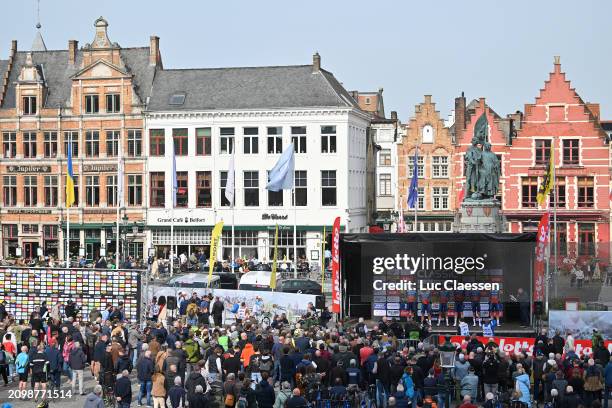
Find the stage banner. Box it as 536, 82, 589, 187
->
341, 233, 535, 321
0, 267, 141, 321
533, 212, 549, 302
440, 335, 611, 358
549, 310, 612, 339
149, 285, 316, 322
331, 216, 341, 313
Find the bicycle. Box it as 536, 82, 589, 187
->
102, 384, 117, 408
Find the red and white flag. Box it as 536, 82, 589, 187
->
457, 181, 466, 206
331, 217, 341, 313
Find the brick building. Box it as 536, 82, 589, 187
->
397, 95, 455, 232
0, 17, 160, 261
503, 57, 610, 264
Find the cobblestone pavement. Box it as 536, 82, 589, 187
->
0, 370, 141, 408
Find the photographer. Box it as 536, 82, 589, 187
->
482, 351, 500, 396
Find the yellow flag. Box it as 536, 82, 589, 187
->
270, 224, 279, 290
536, 147, 555, 205
208, 221, 224, 285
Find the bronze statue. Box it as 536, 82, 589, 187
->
462, 114, 501, 201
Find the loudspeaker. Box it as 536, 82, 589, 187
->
534, 301, 544, 316
315, 295, 325, 310
166, 296, 177, 311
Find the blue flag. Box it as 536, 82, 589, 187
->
266, 143, 295, 191
407, 149, 419, 209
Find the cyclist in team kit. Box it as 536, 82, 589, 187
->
419, 290, 431, 324
453, 290, 465, 326
489, 288, 502, 326
437, 290, 450, 326
406, 287, 418, 320
470, 289, 482, 327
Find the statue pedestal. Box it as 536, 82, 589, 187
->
453, 199, 506, 233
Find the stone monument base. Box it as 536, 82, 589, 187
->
453, 199, 507, 233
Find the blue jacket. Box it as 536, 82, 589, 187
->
605, 362, 612, 386
44, 346, 63, 371
15, 352, 29, 374
515, 373, 531, 407
137, 356, 154, 382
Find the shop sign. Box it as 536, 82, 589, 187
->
6, 165, 51, 173
261, 213, 288, 221
6, 209, 52, 215
83, 164, 117, 172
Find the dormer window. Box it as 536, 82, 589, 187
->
106, 94, 120, 113
85, 94, 99, 114
23, 96, 37, 115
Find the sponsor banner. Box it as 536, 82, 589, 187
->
331, 217, 341, 313
549, 311, 612, 339
149, 285, 316, 321
208, 221, 224, 283
534, 213, 549, 302
440, 335, 612, 358
0, 267, 140, 321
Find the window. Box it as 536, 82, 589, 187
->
322, 170, 337, 206
196, 128, 212, 156
85, 131, 100, 157
521, 177, 538, 208
23, 96, 37, 115
562, 139, 579, 165
408, 155, 425, 178
63, 131, 78, 157
43, 225, 58, 240
24, 175, 37, 206
432, 187, 449, 210
44, 176, 58, 207
220, 127, 234, 154
220, 171, 231, 207
267, 171, 283, 206
422, 125, 434, 143
106, 130, 120, 157
243, 127, 259, 154
173, 128, 188, 156
577, 177, 594, 208
417, 187, 425, 210
128, 175, 142, 206
2, 132, 16, 158
267, 127, 283, 154
551, 177, 566, 208
2, 225, 17, 238
44, 132, 58, 158
555, 223, 568, 256
106, 175, 117, 206
127, 130, 142, 157
379, 173, 391, 196
105, 94, 120, 113
2, 176, 16, 206
22, 224, 39, 234
432, 156, 449, 178
150, 172, 165, 207
23, 132, 37, 158
321, 126, 337, 153
578, 223, 595, 256
379, 149, 391, 166
85, 94, 99, 114
292, 126, 307, 153
196, 171, 212, 207
168, 93, 186, 106
244, 171, 259, 206
534, 139, 551, 165
176, 172, 188, 207
85, 175, 100, 206
294, 170, 307, 206
149, 129, 165, 156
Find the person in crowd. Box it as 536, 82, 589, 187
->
115, 369, 133, 408
69, 340, 87, 395
84, 384, 106, 408
137, 349, 154, 407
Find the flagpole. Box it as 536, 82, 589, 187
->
170, 192, 174, 277
116, 144, 121, 270
66, 132, 72, 268
552, 141, 558, 300
293, 187, 297, 279
231, 149, 235, 268
414, 146, 419, 231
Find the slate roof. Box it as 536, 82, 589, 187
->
0, 47, 155, 109
148, 65, 358, 111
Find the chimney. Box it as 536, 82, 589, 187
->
390, 111, 398, 121
149, 36, 160, 66
454, 92, 466, 142
424, 95, 432, 104
312, 52, 321, 72
350, 90, 359, 100
10, 40, 17, 54
68, 40, 78, 65
553, 55, 561, 73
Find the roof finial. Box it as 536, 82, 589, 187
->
554, 55, 560, 65
36, 0, 41, 30
31, 0, 47, 52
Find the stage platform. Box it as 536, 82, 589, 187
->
429, 321, 536, 337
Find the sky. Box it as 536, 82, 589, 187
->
1, 0, 611, 122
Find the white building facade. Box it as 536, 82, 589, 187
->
373, 118, 402, 231
143, 59, 370, 263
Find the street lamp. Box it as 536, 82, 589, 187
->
439, 335, 457, 407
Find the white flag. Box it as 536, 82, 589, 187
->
225, 150, 235, 206
117, 141, 124, 207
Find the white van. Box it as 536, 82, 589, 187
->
238, 270, 273, 291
